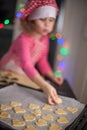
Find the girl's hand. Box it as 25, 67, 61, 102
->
56, 76, 64, 85
42, 84, 59, 105
32, 74, 62, 105
45, 71, 64, 86
53, 76, 64, 86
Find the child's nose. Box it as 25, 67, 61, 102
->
45, 19, 50, 26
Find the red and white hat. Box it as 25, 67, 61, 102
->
21, 0, 59, 20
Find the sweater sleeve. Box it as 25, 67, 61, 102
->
37, 36, 52, 76
15, 35, 39, 79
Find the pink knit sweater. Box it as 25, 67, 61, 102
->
0, 32, 52, 79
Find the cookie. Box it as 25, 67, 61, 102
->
24, 125, 37, 130
31, 109, 41, 116
67, 107, 78, 113
0, 104, 12, 111
42, 114, 54, 121
10, 101, 22, 107
49, 123, 62, 130
36, 118, 47, 126
12, 119, 25, 127
0, 112, 11, 118
23, 114, 35, 121
14, 107, 26, 113
28, 104, 39, 109
42, 104, 53, 111
57, 98, 62, 104
55, 108, 67, 115
57, 116, 69, 124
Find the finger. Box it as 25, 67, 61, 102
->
58, 77, 63, 84
51, 92, 59, 105
52, 88, 58, 98
53, 89, 58, 97
48, 96, 55, 105
57, 80, 62, 85
54, 77, 62, 85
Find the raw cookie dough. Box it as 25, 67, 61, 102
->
36, 118, 47, 126
42, 114, 54, 121
42, 104, 53, 111
14, 107, 26, 113
57, 97, 62, 104
0, 112, 11, 118
24, 125, 37, 130
57, 116, 69, 124
23, 114, 35, 121
12, 119, 25, 127
49, 123, 62, 130
55, 108, 67, 115
67, 107, 78, 113
0, 104, 12, 111
31, 109, 41, 116
10, 101, 22, 107
28, 104, 39, 109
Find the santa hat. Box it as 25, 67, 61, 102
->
21, 0, 59, 20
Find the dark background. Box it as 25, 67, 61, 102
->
0, 0, 17, 24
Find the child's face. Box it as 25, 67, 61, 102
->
33, 17, 56, 36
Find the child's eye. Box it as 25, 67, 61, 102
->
49, 18, 55, 22
39, 18, 45, 21
39, 18, 55, 22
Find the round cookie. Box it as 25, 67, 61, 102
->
57, 97, 62, 104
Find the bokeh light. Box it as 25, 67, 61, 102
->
57, 54, 64, 61
63, 42, 69, 49
20, 8, 25, 13
4, 19, 10, 25
18, 4, 25, 10
60, 47, 69, 55
16, 12, 23, 18
57, 38, 64, 45
54, 70, 62, 77
56, 33, 62, 38
58, 61, 65, 69
0, 23, 4, 29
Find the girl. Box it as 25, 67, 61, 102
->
0, 0, 63, 105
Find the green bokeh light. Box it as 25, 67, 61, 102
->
60, 47, 69, 55
4, 19, 10, 25
18, 4, 24, 10
54, 71, 62, 77
50, 36, 56, 40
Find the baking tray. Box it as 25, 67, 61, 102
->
65, 104, 87, 130
0, 84, 85, 130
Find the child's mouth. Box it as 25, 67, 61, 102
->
43, 29, 48, 33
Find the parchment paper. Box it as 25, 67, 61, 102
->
0, 84, 85, 130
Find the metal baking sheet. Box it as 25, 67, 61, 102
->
0, 84, 85, 130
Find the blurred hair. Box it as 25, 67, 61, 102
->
20, 18, 35, 34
